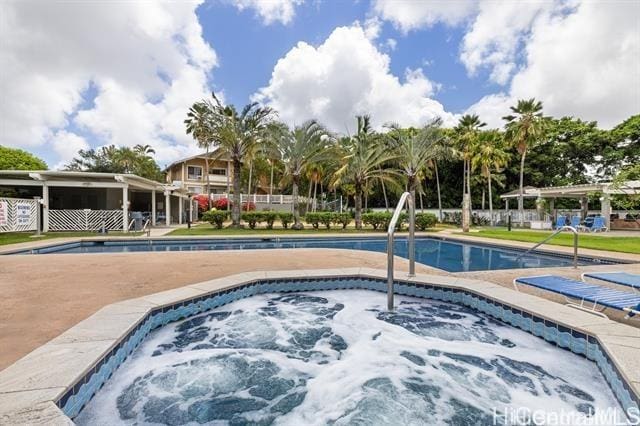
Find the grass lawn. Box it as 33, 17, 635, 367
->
168, 223, 443, 236
466, 229, 640, 255
0, 231, 141, 246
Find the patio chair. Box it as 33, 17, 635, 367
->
589, 216, 608, 232
554, 216, 567, 229
582, 272, 639, 292
570, 216, 582, 229
513, 275, 640, 319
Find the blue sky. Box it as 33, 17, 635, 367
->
199, 0, 500, 113
1, 0, 638, 168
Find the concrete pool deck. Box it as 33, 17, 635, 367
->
1, 232, 639, 371
1, 268, 639, 424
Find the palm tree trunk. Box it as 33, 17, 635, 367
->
462, 160, 469, 232
232, 158, 242, 227
312, 180, 318, 212
435, 161, 442, 222
488, 171, 494, 227
269, 161, 274, 209
226, 161, 231, 212
481, 188, 485, 211
354, 183, 363, 229
519, 148, 527, 226
205, 146, 211, 210
307, 179, 313, 211
247, 161, 252, 195
292, 176, 303, 230
419, 191, 424, 213
381, 179, 389, 211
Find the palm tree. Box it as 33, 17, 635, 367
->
185, 101, 215, 210
272, 121, 331, 229
471, 130, 510, 226
201, 93, 276, 227
455, 114, 486, 232
503, 98, 545, 226
332, 118, 399, 229
133, 144, 156, 156
386, 123, 441, 202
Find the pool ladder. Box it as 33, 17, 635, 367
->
387, 191, 416, 311
515, 225, 579, 268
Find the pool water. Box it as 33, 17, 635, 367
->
20, 237, 610, 272
76, 290, 624, 425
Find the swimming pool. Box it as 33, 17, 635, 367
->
75, 290, 627, 425
15, 236, 616, 272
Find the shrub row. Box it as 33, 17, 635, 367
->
202, 210, 295, 229
304, 212, 352, 229
241, 211, 294, 229
362, 212, 437, 231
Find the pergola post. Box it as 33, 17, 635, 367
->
178, 196, 184, 225
151, 191, 156, 226
122, 186, 129, 232
580, 196, 588, 219
549, 198, 555, 223
165, 191, 171, 226
601, 194, 611, 230
189, 197, 193, 223
42, 182, 49, 232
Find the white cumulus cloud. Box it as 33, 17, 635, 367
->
372, 0, 477, 32
254, 24, 456, 134
0, 1, 216, 168
225, 0, 305, 25
467, 0, 640, 128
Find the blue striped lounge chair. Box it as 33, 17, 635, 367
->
589, 216, 608, 232
513, 275, 640, 319
554, 216, 567, 229
582, 272, 639, 292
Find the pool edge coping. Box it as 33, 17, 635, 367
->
0, 267, 638, 423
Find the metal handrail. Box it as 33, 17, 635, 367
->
141, 219, 151, 237
516, 225, 579, 268
127, 218, 136, 231
387, 191, 416, 311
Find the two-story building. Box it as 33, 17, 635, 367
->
164, 150, 233, 195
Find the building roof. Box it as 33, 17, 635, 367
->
162, 148, 233, 172
0, 170, 175, 192
500, 181, 640, 199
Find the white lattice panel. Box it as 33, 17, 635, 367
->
49, 210, 123, 231
0, 198, 38, 233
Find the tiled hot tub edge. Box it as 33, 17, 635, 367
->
1, 268, 638, 424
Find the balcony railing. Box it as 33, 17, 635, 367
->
210, 193, 306, 205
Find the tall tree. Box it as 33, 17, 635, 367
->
65, 145, 163, 181
271, 121, 331, 229
332, 116, 399, 229
503, 98, 545, 226
455, 114, 486, 231
185, 101, 215, 209
471, 131, 510, 226
386, 122, 442, 204
0, 146, 47, 170
200, 93, 276, 227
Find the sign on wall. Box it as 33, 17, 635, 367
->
0, 198, 37, 233
15, 202, 32, 226
0, 201, 7, 227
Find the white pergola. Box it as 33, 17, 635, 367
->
0, 171, 192, 232
501, 181, 640, 229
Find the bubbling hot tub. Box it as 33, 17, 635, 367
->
75, 289, 627, 425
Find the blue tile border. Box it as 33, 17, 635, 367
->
57, 276, 640, 419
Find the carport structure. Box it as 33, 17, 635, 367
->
502, 181, 640, 230
0, 171, 192, 232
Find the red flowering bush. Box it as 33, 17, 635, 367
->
213, 198, 231, 210
192, 194, 210, 213
242, 201, 256, 211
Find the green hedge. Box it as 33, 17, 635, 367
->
416, 213, 437, 231
304, 212, 353, 230
241, 211, 296, 229
202, 210, 228, 229
279, 212, 293, 229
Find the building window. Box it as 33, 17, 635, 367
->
210, 168, 227, 176
187, 166, 203, 180
187, 186, 203, 194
